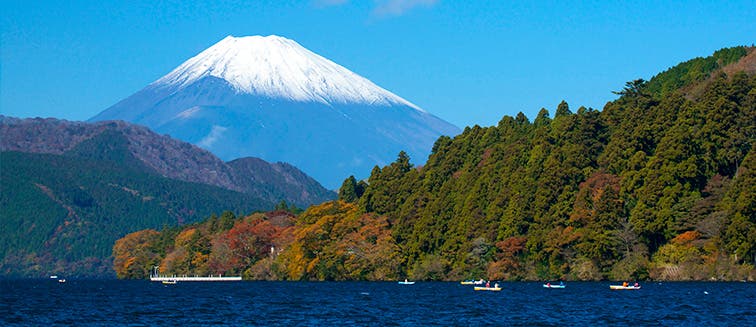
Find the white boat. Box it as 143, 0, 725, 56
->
461, 279, 486, 285
543, 283, 565, 289
57, 279, 66, 283
398, 279, 415, 285
161, 280, 177, 285
610, 284, 640, 290
50, 275, 58, 279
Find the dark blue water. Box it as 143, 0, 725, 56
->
2, 280, 754, 326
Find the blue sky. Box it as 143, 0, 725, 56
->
2, 0, 755, 128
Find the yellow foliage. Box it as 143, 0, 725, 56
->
192, 252, 209, 267
306, 257, 320, 275
175, 228, 197, 247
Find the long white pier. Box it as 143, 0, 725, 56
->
150, 275, 242, 282
149, 266, 241, 282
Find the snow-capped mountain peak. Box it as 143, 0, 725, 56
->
92, 35, 460, 189
154, 35, 421, 110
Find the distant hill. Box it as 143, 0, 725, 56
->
0, 117, 334, 277
0, 117, 335, 207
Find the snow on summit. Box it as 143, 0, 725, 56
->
154, 35, 421, 110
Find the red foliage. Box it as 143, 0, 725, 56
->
495, 236, 527, 259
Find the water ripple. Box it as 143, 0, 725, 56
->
1, 280, 754, 326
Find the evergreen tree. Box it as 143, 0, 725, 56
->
339, 176, 360, 203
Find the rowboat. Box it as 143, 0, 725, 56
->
398, 279, 415, 285
162, 280, 177, 285
610, 285, 640, 290
543, 283, 565, 289
474, 286, 502, 292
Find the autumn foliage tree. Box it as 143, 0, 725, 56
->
112, 229, 160, 279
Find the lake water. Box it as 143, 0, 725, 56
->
2, 280, 754, 326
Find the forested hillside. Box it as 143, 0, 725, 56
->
0, 148, 273, 277
116, 46, 755, 281
0, 128, 279, 278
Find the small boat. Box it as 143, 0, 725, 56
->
475, 282, 501, 291
50, 275, 58, 279
57, 279, 66, 283
543, 283, 565, 289
610, 284, 640, 290
162, 280, 177, 285
398, 279, 415, 285
460, 280, 475, 285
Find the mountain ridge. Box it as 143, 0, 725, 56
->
0, 116, 335, 207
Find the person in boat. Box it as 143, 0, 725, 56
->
494, 283, 499, 289
559, 281, 564, 286
546, 282, 551, 287
634, 282, 639, 287
623, 281, 628, 287
486, 281, 490, 288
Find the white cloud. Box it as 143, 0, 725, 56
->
372, 0, 438, 17
313, 0, 438, 17
197, 125, 228, 148
175, 107, 201, 120
313, 0, 350, 8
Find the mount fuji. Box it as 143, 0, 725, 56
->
91, 35, 460, 189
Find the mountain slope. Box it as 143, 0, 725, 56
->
0, 116, 335, 207
90, 35, 460, 189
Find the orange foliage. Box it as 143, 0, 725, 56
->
495, 236, 527, 257
671, 231, 702, 245
112, 229, 160, 279
276, 201, 400, 280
